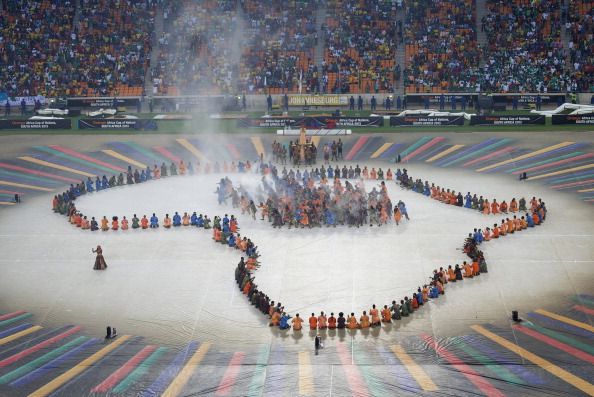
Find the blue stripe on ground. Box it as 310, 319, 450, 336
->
0, 323, 32, 339
527, 313, 594, 339
380, 143, 404, 160
0, 172, 58, 188
417, 143, 449, 161
89, 151, 136, 170
436, 138, 499, 166
355, 136, 385, 161
264, 343, 284, 393
0, 326, 72, 359
376, 345, 420, 392
23, 154, 103, 176
124, 142, 168, 164
10, 338, 99, 387
140, 341, 198, 397
108, 142, 156, 166
484, 143, 587, 173
547, 171, 594, 184
576, 294, 594, 302
530, 160, 594, 179
461, 335, 546, 385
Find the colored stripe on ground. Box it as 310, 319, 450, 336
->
0, 313, 32, 328
551, 179, 594, 189
402, 137, 445, 162
154, 146, 182, 163
510, 152, 591, 174
28, 335, 131, 397
399, 136, 431, 159
345, 136, 369, 161
0, 311, 25, 322
247, 344, 270, 397
0, 326, 81, 368
101, 149, 146, 169
250, 137, 266, 158
380, 142, 404, 160
225, 143, 242, 160
514, 324, 594, 364
0, 180, 53, 192
33, 146, 117, 175
442, 138, 511, 167
0, 326, 42, 346
176, 139, 208, 163
547, 170, 594, 184
578, 187, 594, 193
0, 202, 15, 205
376, 346, 419, 392
0, 336, 87, 385
488, 143, 587, 173
216, 351, 246, 396
354, 344, 387, 397
437, 138, 498, 165
370, 142, 393, 159
528, 313, 594, 340
574, 305, 594, 316
453, 338, 523, 384
524, 163, 594, 181
124, 142, 166, 164
472, 325, 594, 396
476, 142, 576, 172
463, 146, 515, 167
0, 323, 32, 339
296, 351, 314, 396
0, 170, 58, 187
421, 334, 504, 397
417, 143, 447, 161
49, 145, 126, 172
11, 338, 98, 387
92, 345, 157, 393
390, 344, 437, 391
162, 341, 212, 397
426, 144, 465, 162
336, 342, 370, 397
0, 163, 78, 183
141, 342, 198, 397
461, 335, 545, 385
112, 346, 168, 394
535, 309, 594, 333
575, 295, 594, 306
18, 156, 95, 177
0, 189, 25, 195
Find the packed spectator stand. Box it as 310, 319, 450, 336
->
0, 0, 592, 99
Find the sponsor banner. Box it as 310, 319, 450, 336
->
288, 95, 348, 106
389, 115, 465, 126
0, 119, 71, 130
493, 94, 565, 105
470, 115, 545, 126
405, 94, 475, 106
67, 98, 140, 108
237, 117, 383, 129
552, 114, 594, 125
78, 119, 158, 130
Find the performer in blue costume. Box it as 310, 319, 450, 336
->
279, 313, 291, 330
172, 212, 181, 226
150, 213, 159, 228
95, 177, 101, 191
465, 193, 472, 208
191, 212, 198, 226
86, 177, 94, 192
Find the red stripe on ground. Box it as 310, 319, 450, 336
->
551, 179, 594, 189
514, 324, 594, 364
573, 305, 594, 316
91, 345, 157, 393
225, 143, 242, 160
463, 147, 515, 167
0, 326, 81, 368
154, 146, 182, 163
345, 136, 369, 161
0, 162, 79, 183
0, 310, 26, 321
421, 334, 505, 397
402, 137, 445, 162
512, 153, 594, 175
49, 145, 127, 173
215, 352, 245, 396
336, 342, 370, 397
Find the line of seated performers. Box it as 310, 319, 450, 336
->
239, 202, 547, 332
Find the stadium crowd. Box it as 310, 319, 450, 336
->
1, 0, 592, 98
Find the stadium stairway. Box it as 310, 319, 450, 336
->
475, 0, 489, 66
0, 295, 593, 396
314, 1, 328, 76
